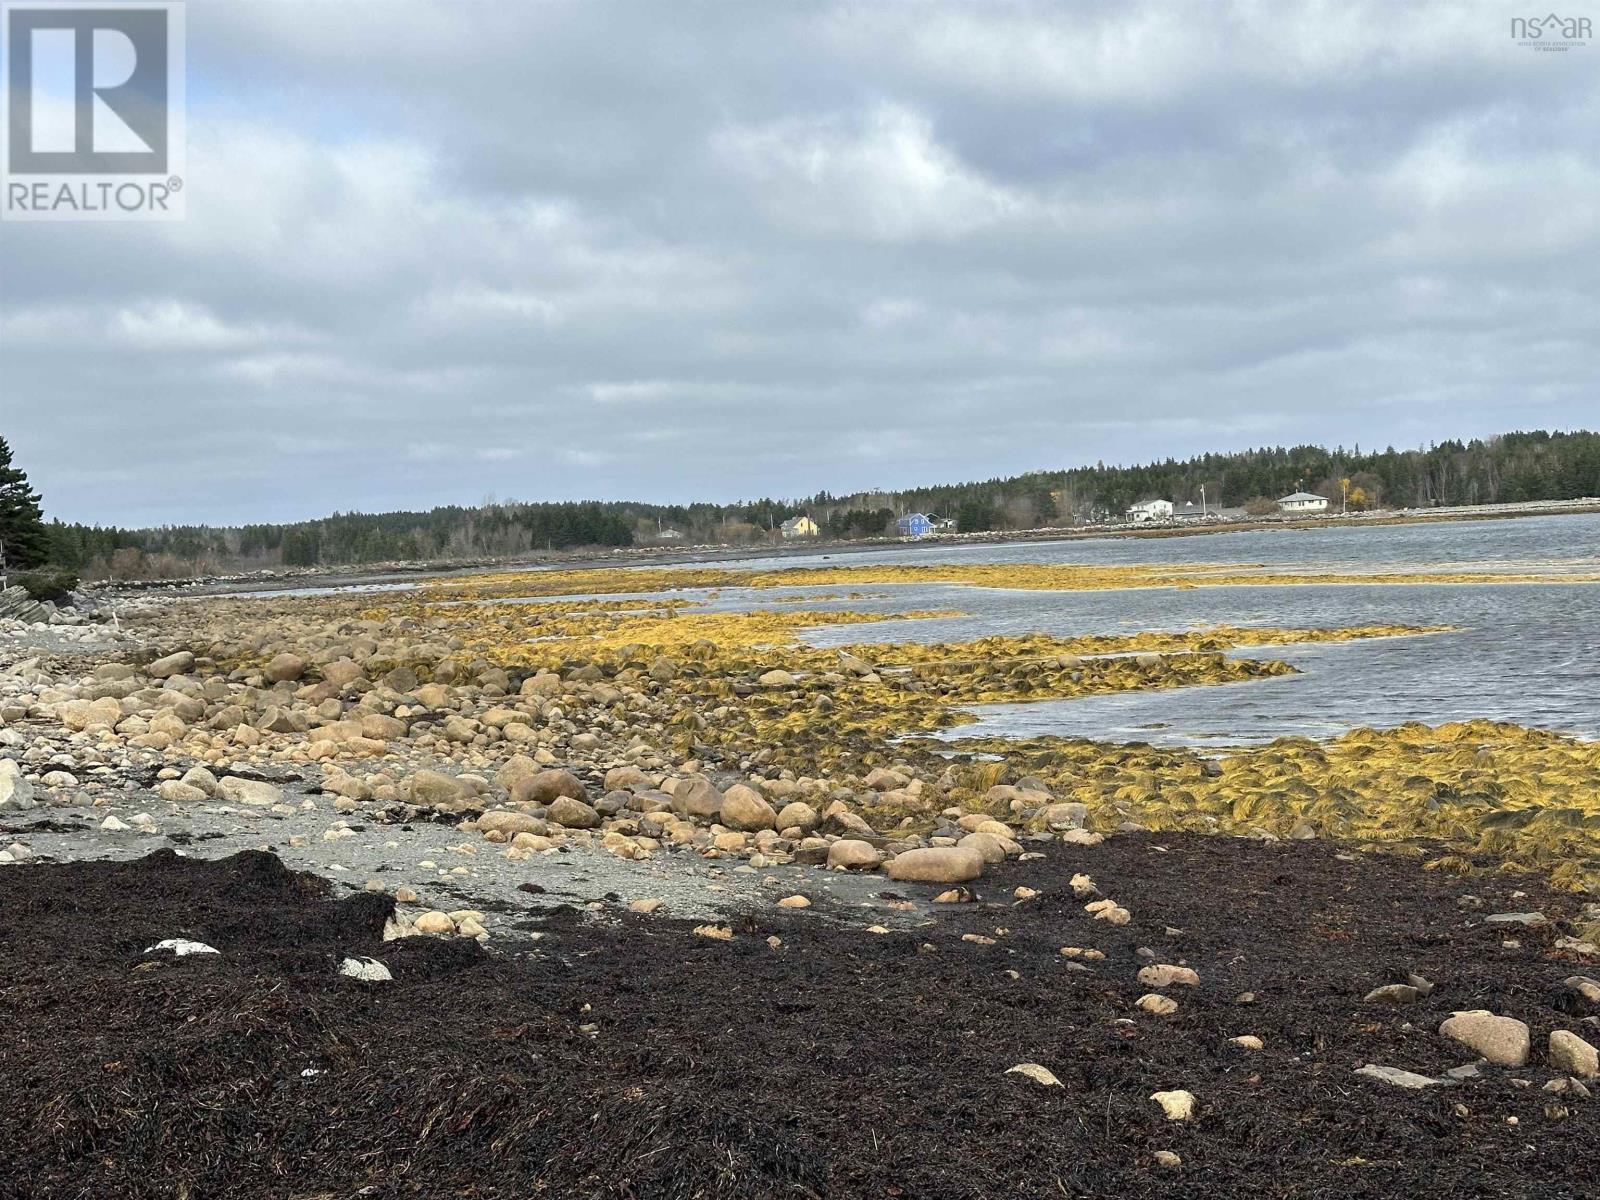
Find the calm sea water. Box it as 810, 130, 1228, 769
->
687, 514, 1600, 746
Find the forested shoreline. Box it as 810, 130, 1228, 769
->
19, 429, 1600, 578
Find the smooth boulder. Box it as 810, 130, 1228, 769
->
720, 784, 777, 831
548, 796, 602, 829
670, 777, 723, 821
1439, 1010, 1530, 1067
886, 846, 983, 884
827, 839, 883, 870
513, 769, 588, 805
264, 652, 306, 682
1549, 1030, 1598, 1078
147, 651, 195, 679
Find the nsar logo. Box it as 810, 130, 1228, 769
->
1511, 12, 1592, 50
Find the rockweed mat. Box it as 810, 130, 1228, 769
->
0, 841, 1595, 1199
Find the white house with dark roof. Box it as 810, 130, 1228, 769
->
1277, 491, 1329, 513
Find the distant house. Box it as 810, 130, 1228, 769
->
1126, 499, 1174, 523
1173, 501, 1210, 521
928, 514, 958, 532
780, 515, 819, 538
897, 512, 934, 537
655, 528, 684, 541
1277, 491, 1330, 514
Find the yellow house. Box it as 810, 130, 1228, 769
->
780, 515, 819, 538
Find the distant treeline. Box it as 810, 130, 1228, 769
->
42, 429, 1600, 578
880, 429, 1600, 531
45, 502, 638, 577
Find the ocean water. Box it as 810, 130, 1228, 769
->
687, 514, 1600, 746
252, 514, 1600, 747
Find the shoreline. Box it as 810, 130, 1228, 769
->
3, 529, 1598, 1197
81, 496, 1600, 598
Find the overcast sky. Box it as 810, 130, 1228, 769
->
3, 1, 1596, 527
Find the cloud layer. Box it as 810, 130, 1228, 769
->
4, 0, 1596, 525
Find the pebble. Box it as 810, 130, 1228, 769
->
1364, 983, 1420, 1006
1137, 964, 1200, 988
777, 895, 810, 908
1149, 1090, 1196, 1121
338, 956, 393, 982
1555, 935, 1600, 955
693, 924, 733, 940
1005, 1063, 1062, 1087
413, 911, 455, 935
1138, 994, 1178, 1015
1227, 1035, 1264, 1051
1355, 1064, 1441, 1089
145, 938, 220, 957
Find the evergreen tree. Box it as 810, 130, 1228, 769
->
0, 436, 49, 569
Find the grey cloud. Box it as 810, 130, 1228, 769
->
2, 0, 1595, 526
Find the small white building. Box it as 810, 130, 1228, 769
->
1127, 499, 1174, 523
1277, 491, 1329, 514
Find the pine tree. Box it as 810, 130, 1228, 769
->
0, 436, 50, 570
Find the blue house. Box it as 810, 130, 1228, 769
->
897, 512, 934, 537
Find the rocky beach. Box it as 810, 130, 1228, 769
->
1, 559, 1598, 1197
7, 0, 1599, 1190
